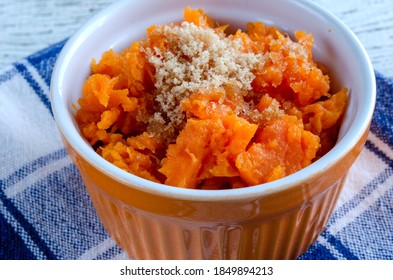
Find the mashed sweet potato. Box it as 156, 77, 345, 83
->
75, 8, 347, 189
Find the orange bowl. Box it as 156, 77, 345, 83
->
50, 0, 376, 259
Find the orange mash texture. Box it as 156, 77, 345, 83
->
75, 8, 347, 189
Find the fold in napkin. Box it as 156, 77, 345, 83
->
0, 41, 392, 260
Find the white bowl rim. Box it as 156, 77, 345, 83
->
50, 0, 376, 202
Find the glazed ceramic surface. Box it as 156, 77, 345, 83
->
50, 0, 375, 259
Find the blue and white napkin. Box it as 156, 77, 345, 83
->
0, 41, 392, 260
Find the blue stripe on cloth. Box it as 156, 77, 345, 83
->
18, 163, 109, 259
0, 67, 17, 83
298, 242, 337, 260
0, 209, 36, 260
0, 149, 69, 260
13, 62, 53, 116
94, 245, 123, 260
1, 149, 68, 189
372, 72, 393, 146
0, 147, 113, 259
0, 187, 57, 260
365, 140, 393, 166
27, 39, 67, 87
351, 187, 393, 259
321, 231, 359, 260
299, 231, 360, 260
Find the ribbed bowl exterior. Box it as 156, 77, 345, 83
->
82, 171, 346, 259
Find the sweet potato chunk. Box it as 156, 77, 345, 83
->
160, 115, 258, 188
236, 116, 320, 185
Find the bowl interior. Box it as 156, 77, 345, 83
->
51, 0, 375, 200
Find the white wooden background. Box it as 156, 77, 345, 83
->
1, 0, 392, 77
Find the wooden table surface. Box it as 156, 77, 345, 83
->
1, 0, 392, 77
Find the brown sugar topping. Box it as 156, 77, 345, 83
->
143, 21, 263, 138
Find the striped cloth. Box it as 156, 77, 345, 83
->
0, 41, 392, 260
